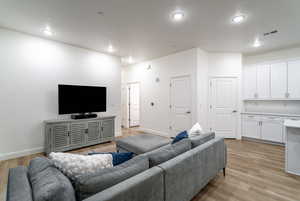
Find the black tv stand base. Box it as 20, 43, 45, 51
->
71, 113, 98, 120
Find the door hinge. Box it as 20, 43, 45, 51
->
210, 81, 212, 87
169, 83, 172, 87
210, 105, 212, 109
169, 126, 172, 130
169, 105, 172, 109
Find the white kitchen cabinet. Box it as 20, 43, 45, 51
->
242, 115, 260, 139
242, 114, 284, 143
260, 117, 283, 143
243, 66, 257, 99
270, 62, 287, 98
288, 60, 300, 99
257, 64, 270, 99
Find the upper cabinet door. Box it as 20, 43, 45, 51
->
270, 62, 287, 98
257, 65, 270, 99
243, 65, 257, 99
288, 60, 300, 99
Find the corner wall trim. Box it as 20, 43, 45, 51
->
0, 147, 44, 161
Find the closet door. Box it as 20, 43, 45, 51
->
257, 64, 270, 99
270, 62, 287, 98
243, 65, 257, 99
288, 60, 300, 99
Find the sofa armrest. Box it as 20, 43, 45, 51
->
158, 137, 226, 201
83, 167, 164, 201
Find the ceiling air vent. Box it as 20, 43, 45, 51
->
263, 30, 278, 37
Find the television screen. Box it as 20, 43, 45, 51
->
58, 84, 106, 114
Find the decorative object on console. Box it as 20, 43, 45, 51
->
49, 152, 113, 180
88, 152, 134, 166
172, 130, 188, 144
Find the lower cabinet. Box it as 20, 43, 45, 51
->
45, 116, 115, 154
242, 115, 284, 143
260, 117, 284, 143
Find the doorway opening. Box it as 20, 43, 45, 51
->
127, 82, 140, 128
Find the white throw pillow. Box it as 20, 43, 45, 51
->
188, 123, 204, 137
49, 152, 113, 180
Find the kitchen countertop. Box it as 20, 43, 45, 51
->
241, 112, 300, 118
284, 120, 300, 128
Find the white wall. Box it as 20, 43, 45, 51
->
122, 49, 198, 136
0, 28, 122, 160
243, 47, 300, 115
123, 49, 243, 138
196, 48, 209, 130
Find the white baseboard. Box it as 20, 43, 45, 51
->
137, 127, 170, 137
0, 147, 44, 161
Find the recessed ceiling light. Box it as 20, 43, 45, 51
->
107, 45, 115, 53
232, 15, 245, 24
43, 26, 53, 36
128, 56, 134, 64
253, 39, 262, 48
172, 11, 185, 22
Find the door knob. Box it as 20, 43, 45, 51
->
186, 111, 191, 114
232, 110, 237, 113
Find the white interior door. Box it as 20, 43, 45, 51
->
128, 83, 140, 127
170, 76, 192, 137
209, 77, 238, 138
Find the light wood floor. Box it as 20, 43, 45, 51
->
1, 129, 300, 201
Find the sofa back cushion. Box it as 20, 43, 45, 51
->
73, 155, 149, 201
143, 138, 191, 168
28, 157, 76, 201
7, 166, 33, 201
190, 132, 215, 148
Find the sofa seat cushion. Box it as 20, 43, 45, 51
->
116, 134, 171, 154
7, 166, 33, 201
142, 138, 191, 167
190, 132, 215, 148
73, 155, 149, 201
28, 157, 76, 201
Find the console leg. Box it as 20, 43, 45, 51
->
223, 168, 226, 177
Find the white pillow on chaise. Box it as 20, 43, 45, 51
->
188, 123, 204, 137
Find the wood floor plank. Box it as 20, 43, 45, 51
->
1, 130, 300, 201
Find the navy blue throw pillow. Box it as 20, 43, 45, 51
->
172, 130, 188, 144
88, 152, 134, 166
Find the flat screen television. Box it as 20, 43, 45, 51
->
58, 84, 106, 114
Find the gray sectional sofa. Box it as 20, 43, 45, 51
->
7, 132, 227, 201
